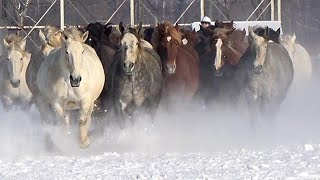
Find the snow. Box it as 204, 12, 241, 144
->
1, 61, 320, 179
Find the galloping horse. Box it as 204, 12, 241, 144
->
233, 26, 293, 123
26, 26, 62, 123
37, 28, 105, 148
280, 34, 312, 87
109, 24, 162, 128
153, 22, 199, 104
0, 34, 32, 111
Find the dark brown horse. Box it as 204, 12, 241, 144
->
195, 23, 248, 105
85, 22, 121, 112
153, 22, 199, 104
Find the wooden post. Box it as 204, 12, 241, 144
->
130, 0, 134, 25
60, 0, 64, 30
271, 0, 274, 21
200, 0, 205, 19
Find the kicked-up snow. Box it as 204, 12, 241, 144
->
0, 62, 320, 179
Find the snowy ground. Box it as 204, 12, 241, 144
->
1, 63, 320, 179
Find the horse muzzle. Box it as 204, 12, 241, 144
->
215, 69, 224, 77
70, 75, 82, 87
123, 62, 135, 75
253, 65, 263, 74
166, 64, 176, 74
10, 80, 20, 88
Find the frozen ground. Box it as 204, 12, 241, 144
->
0, 63, 320, 179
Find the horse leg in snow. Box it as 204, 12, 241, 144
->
1, 96, 14, 111
52, 102, 71, 135
79, 102, 94, 148
114, 100, 127, 129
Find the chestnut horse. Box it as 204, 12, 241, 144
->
153, 22, 199, 105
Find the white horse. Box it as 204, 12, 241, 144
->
0, 34, 32, 111
37, 28, 105, 148
280, 34, 312, 88
26, 27, 62, 124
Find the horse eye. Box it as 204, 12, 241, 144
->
66, 51, 69, 54
82, 50, 84, 54
20, 58, 23, 61
7, 58, 9, 61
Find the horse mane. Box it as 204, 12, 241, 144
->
64, 27, 85, 41
5, 34, 24, 47
165, 22, 182, 44
4, 34, 26, 55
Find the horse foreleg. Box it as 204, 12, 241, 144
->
52, 102, 70, 135
79, 102, 94, 148
1, 96, 14, 111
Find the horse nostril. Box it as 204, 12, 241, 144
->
129, 63, 134, 68
78, 76, 82, 82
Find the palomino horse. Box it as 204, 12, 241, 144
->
37, 28, 105, 148
233, 26, 293, 123
0, 34, 32, 111
26, 26, 62, 123
153, 22, 199, 104
280, 34, 312, 87
109, 25, 162, 128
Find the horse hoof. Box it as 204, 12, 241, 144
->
80, 138, 90, 149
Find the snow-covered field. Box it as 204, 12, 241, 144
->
1, 64, 320, 179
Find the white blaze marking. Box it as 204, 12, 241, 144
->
166, 36, 172, 42
182, 38, 188, 45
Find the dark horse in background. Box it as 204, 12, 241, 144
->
108, 23, 162, 128
152, 22, 200, 107
194, 20, 248, 106
84, 22, 121, 112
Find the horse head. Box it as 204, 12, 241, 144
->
159, 22, 182, 74
120, 27, 141, 75
39, 26, 62, 56
211, 28, 236, 76
63, 28, 89, 87
248, 26, 268, 74
85, 22, 103, 50
280, 33, 296, 56
3, 34, 28, 88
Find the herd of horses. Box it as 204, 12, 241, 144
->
0, 20, 313, 148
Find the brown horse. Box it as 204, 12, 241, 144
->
153, 22, 199, 104
212, 27, 248, 76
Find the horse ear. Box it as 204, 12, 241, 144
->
3, 38, 9, 48
275, 28, 281, 36
20, 39, 27, 51
39, 29, 46, 45
291, 33, 296, 43
215, 20, 219, 26
119, 22, 125, 34
104, 24, 112, 37
174, 23, 180, 31
82, 31, 89, 42
135, 21, 142, 34
248, 26, 256, 38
